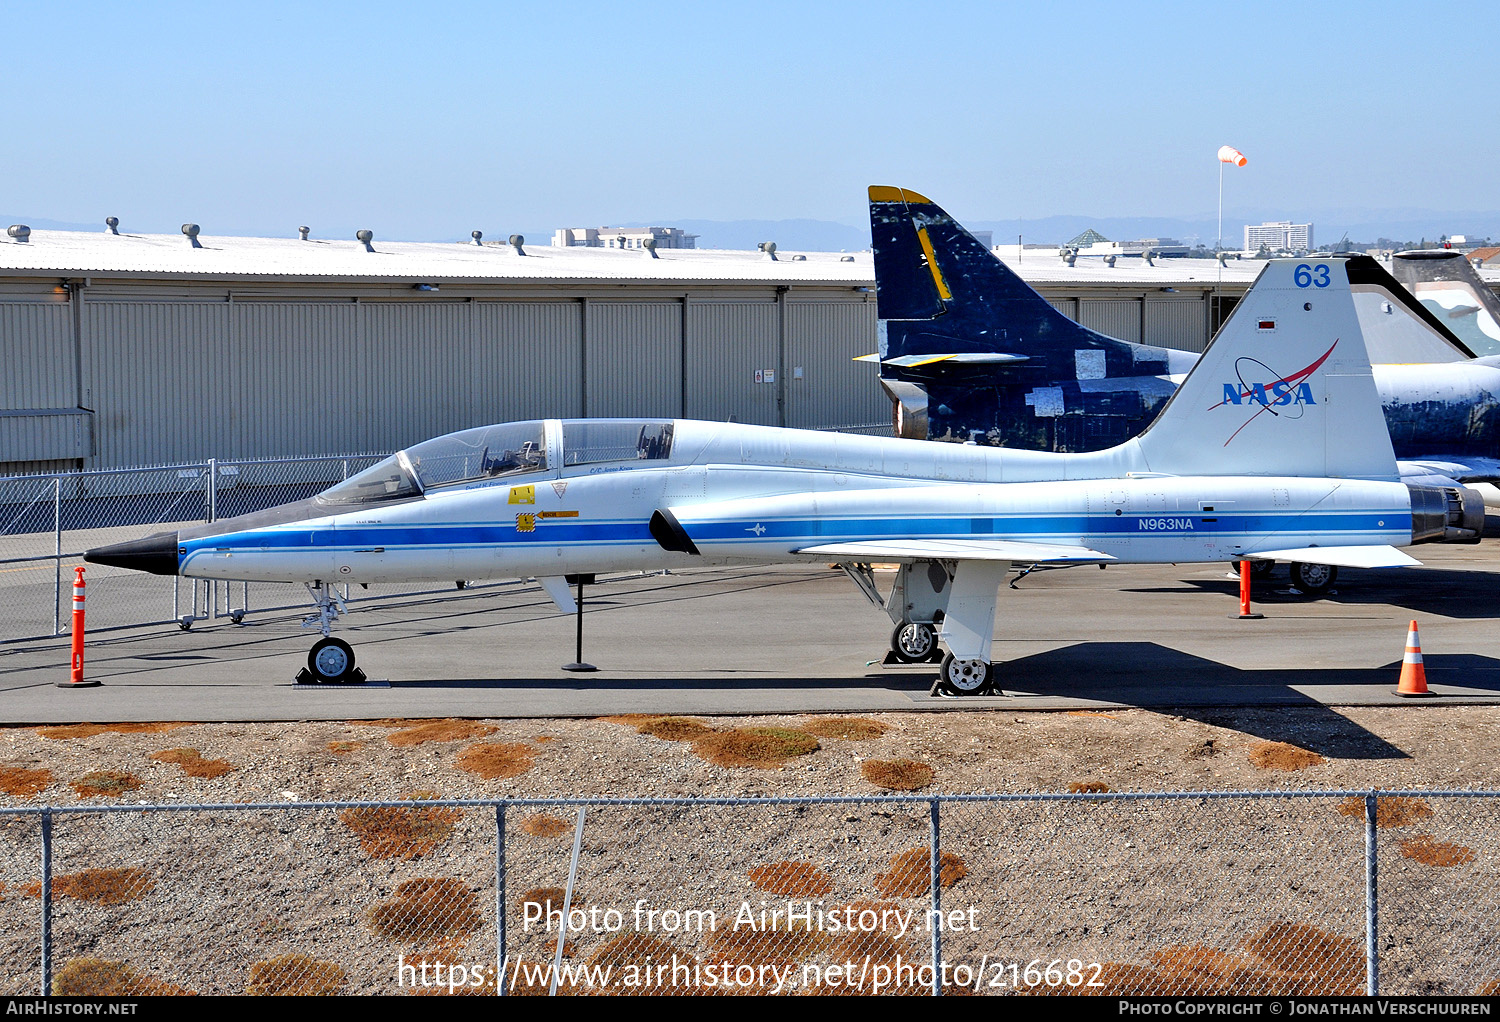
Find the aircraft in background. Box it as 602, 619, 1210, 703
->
1391, 248, 1500, 358
866, 187, 1500, 587
86, 259, 1484, 694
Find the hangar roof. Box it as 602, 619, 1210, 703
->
6, 228, 1457, 289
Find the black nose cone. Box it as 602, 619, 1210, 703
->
84, 532, 180, 576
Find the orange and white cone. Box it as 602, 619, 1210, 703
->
1395, 620, 1434, 697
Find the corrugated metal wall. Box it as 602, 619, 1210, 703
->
233, 302, 362, 456
0, 300, 73, 409
585, 302, 682, 418
359, 301, 475, 450
1079, 299, 1141, 343
785, 301, 885, 428
82, 301, 233, 466
685, 301, 778, 424
1147, 299, 1210, 353
472, 301, 583, 422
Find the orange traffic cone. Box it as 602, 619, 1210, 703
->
1395, 620, 1434, 697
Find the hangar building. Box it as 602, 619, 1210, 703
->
0, 227, 1267, 477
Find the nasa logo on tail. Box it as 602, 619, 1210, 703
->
1211, 340, 1337, 445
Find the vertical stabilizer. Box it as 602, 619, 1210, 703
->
1134, 258, 1399, 481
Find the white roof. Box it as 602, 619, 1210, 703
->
0, 227, 1274, 289
0, 229, 871, 285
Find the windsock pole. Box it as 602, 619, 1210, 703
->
60, 566, 100, 688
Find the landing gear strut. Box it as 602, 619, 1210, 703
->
294, 582, 366, 684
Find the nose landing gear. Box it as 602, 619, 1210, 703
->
294, 582, 367, 684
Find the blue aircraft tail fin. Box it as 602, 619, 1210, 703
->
868, 185, 1169, 370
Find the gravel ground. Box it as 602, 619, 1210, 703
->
1, 706, 1497, 997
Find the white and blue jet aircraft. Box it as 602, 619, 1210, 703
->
86, 258, 1484, 694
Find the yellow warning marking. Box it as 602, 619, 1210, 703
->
507, 485, 535, 505
516, 513, 536, 533
916, 227, 952, 300
868, 185, 934, 204
539, 510, 579, 519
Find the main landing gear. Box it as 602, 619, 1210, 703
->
936, 652, 994, 697
294, 582, 366, 684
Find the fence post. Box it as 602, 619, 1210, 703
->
496, 802, 507, 996
1365, 792, 1379, 995
40, 808, 52, 996
53, 478, 62, 636
930, 799, 942, 996
207, 460, 218, 620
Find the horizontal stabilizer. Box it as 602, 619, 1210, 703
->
876, 352, 1030, 368
536, 575, 578, 614
1399, 456, 1500, 485
1247, 545, 1420, 569
796, 539, 1115, 562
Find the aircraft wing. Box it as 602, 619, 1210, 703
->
854, 352, 1030, 367
1246, 545, 1421, 569
1397, 456, 1500, 486
795, 539, 1115, 562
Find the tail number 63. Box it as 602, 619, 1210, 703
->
1294, 263, 1330, 288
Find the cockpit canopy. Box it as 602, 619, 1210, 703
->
315, 419, 675, 506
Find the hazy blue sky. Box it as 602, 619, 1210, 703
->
5, 1, 1493, 238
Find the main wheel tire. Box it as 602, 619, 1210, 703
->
308, 637, 357, 683
937, 652, 994, 696
1232, 559, 1276, 579
1291, 562, 1337, 595
889, 622, 937, 664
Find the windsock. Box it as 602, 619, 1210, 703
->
1218, 146, 1247, 167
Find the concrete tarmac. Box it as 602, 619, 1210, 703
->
3, 546, 1499, 723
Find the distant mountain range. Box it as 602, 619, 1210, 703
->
9, 211, 1497, 252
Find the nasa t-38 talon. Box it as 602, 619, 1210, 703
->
85, 259, 1483, 694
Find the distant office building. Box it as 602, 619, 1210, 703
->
1244, 220, 1314, 253
552, 226, 698, 250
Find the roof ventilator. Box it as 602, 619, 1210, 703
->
642, 237, 659, 259
181, 224, 201, 249
7, 225, 30, 243
840, 255, 854, 262
105, 217, 119, 235
509, 235, 526, 256
357, 229, 374, 253
1143, 249, 1155, 267
1060, 247, 1076, 267
758, 241, 778, 261
791, 254, 806, 261
471, 230, 483, 246
298, 226, 310, 241
1103, 254, 1116, 268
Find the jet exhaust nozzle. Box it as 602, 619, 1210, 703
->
84, 532, 181, 575
1408, 485, 1485, 545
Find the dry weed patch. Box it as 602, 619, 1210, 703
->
0, 766, 52, 798
747, 861, 834, 897
31, 867, 154, 905
709, 921, 826, 969
340, 792, 461, 859
368, 878, 483, 942
1399, 834, 1476, 867
387, 719, 498, 746
1336, 795, 1432, 828
52, 958, 191, 996
1064, 711, 1118, 719
326, 741, 362, 754
455, 742, 535, 779
1241, 921, 1362, 995
1247, 742, 1326, 772
520, 887, 580, 917
37, 722, 190, 740
873, 848, 967, 898
1068, 781, 1113, 794
861, 759, 933, 791
588, 935, 702, 994
246, 954, 347, 996
803, 717, 890, 741
149, 747, 234, 779
519, 814, 571, 838
636, 717, 716, 741
70, 771, 142, 799
691, 727, 819, 768
596, 714, 657, 725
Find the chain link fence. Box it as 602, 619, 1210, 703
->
1, 791, 1496, 996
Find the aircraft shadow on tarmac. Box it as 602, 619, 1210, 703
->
1130, 564, 1500, 619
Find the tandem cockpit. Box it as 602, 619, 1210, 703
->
314, 419, 679, 507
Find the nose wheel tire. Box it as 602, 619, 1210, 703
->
1291, 562, 1337, 595
890, 622, 938, 664
308, 637, 357, 683
937, 652, 994, 696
